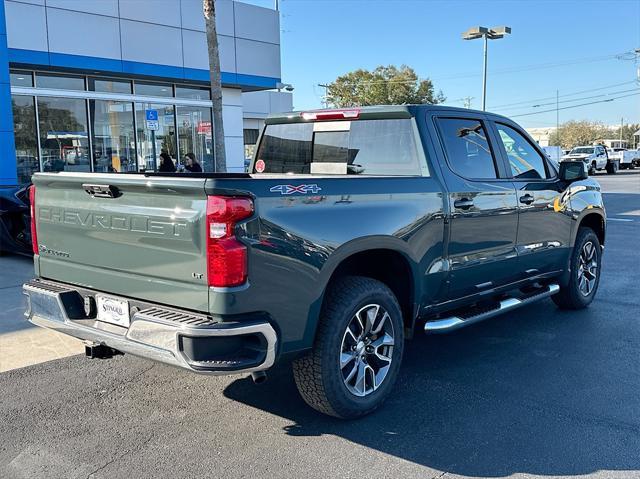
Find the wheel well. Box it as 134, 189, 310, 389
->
579, 213, 605, 245
326, 249, 415, 329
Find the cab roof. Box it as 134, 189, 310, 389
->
265, 104, 513, 124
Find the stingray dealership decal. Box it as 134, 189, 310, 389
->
270, 184, 322, 195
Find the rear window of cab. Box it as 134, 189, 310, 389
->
254, 119, 425, 176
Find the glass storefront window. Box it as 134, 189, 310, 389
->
176, 105, 213, 172
38, 97, 90, 172
135, 82, 173, 97
88, 78, 132, 94
175, 86, 211, 100
89, 100, 136, 173
10, 71, 34, 87
135, 103, 176, 171
35, 73, 86, 91
8, 70, 217, 176
12, 95, 39, 184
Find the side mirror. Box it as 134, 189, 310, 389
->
559, 161, 588, 182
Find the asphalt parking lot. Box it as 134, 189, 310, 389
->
1, 170, 639, 479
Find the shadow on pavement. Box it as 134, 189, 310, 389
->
221, 188, 640, 476
224, 303, 640, 477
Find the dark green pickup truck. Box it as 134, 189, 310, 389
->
24, 105, 605, 418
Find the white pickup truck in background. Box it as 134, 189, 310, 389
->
607, 148, 640, 170
561, 145, 619, 175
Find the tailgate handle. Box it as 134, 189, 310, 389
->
82, 184, 121, 198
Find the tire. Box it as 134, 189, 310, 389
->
588, 162, 596, 175
293, 276, 404, 419
606, 161, 618, 175
552, 227, 602, 310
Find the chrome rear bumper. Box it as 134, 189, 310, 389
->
23, 279, 277, 375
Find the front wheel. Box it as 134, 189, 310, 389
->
552, 227, 602, 309
293, 276, 404, 419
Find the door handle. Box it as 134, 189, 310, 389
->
519, 194, 534, 205
453, 198, 474, 210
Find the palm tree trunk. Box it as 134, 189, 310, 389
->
203, 0, 226, 172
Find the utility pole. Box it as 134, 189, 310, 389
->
620, 117, 624, 147
318, 83, 329, 108
556, 89, 560, 146
462, 96, 474, 109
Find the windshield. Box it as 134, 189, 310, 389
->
570, 147, 594, 154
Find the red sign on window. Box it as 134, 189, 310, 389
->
197, 121, 212, 135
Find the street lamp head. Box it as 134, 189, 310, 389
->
462, 26, 489, 40
462, 25, 512, 41
491, 26, 512, 35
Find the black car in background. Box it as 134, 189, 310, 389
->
0, 183, 32, 255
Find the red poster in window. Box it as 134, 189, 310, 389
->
197, 121, 212, 135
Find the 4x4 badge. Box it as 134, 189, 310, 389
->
270, 184, 322, 195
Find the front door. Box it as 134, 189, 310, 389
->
433, 115, 520, 300
490, 121, 573, 277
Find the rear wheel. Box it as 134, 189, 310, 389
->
293, 276, 404, 419
552, 227, 602, 310
606, 161, 618, 174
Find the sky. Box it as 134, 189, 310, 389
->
244, 0, 640, 129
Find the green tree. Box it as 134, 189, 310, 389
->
548, 120, 611, 149
326, 65, 445, 108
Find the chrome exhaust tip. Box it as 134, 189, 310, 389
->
250, 371, 267, 384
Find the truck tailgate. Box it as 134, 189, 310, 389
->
32, 173, 210, 312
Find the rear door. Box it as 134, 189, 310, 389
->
432, 113, 520, 300
33, 173, 210, 311
489, 120, 573, 276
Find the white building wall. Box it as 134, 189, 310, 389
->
223, 87, 245, 172
242, 90, 293, 131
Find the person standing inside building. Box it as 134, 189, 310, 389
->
184, 152, 203, 173
158, 151, 176, 172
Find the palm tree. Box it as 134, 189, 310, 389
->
203, 0, 226, 172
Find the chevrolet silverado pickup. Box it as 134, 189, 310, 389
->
24, 105, 605, 418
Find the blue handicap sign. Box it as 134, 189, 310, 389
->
145, 109, 158, 121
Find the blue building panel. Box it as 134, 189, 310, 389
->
8, 48, 280, 90
0, 37, 9, 85
0, 82, 13, 132
0, 130, 18, 185
0, 1, 18, 186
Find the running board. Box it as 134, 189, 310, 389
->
424, 283, 560, 334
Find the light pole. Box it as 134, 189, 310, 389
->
462, 26, 511, 111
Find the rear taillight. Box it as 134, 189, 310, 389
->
206, 196, 254, 287
29, 185, 38, 255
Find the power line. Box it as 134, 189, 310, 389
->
497, 87, 640, 112
432, 50, 635, 81
489, 80, 638, 109
510, 92, 640, 118
318, 50, 635, 89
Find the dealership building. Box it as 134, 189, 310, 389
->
0, 0, 291, 186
